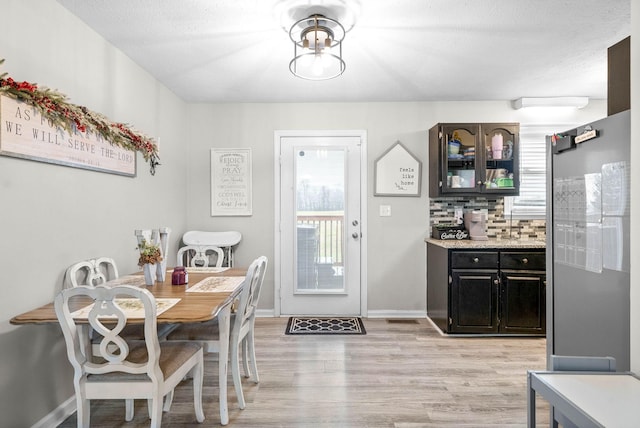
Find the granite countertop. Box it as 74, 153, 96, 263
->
425, 237, 546, 249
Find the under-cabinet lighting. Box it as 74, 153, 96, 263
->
512, 97, 589, 110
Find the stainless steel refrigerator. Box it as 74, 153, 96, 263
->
547, 109, 630, 371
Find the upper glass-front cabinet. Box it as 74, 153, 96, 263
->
428, 123, 519, 197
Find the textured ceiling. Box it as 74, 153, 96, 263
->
56, 0, 630, 103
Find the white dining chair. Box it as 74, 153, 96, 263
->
180, 230, 242, 267
55, 284, 205, 428
176, 245, 225, 268
166, 256, 268, 410
63, 257, 176, 345
64, 257, 119, 288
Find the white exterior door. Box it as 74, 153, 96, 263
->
275, 131, 366, 316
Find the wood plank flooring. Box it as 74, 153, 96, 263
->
57, 317, 550, 427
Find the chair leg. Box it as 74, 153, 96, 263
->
76, 396, 90, 428
193, 353, 205, 423
125, 399, 134, 421
247, 329, 259, 383
241, 336, 250, 378
163, 389, 174, 412
231, 338, 246, 410
149, 395, 163, 428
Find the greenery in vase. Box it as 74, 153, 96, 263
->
137, 240, 163, 267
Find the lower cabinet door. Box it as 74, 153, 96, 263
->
499, 271, 546, 335
450, 269, 499, 333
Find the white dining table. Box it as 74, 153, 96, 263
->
11, 267, 247, 426
527, 370, 640, 427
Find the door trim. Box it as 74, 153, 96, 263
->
273, 130, 368, 317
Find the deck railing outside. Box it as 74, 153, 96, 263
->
297, 213, 344, 266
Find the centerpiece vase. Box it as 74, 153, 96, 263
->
156, 262, 167, 282
143, 263, 156, 286
156, 227, 171, 282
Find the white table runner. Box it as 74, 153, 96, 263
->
103, 275, 148, 287
184, 267, 230, 273
71, 298, 181, 319
186, 276, 244, 293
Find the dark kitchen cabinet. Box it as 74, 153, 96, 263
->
427, 243, 545, 336
450, 269, 499, 333
428, 123, 520, 197
499, 252, 546, 335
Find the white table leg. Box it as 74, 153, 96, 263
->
218, 304, 231, 425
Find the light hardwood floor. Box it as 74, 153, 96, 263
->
58, 317, 550, 427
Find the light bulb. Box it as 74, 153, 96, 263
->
312, 55, 324, 76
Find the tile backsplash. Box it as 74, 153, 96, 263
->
429, 197, 546, 241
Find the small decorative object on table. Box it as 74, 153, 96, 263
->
171, 266, 188, 285
137, 239, 163, 286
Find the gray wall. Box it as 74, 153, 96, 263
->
184, 102, 606, 315
0, 0, 616, 426
0, 1, 188, 426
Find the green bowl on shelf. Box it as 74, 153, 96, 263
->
496, 177, 513, 187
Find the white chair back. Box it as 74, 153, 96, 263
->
233, 256, 268, 336
177, 245, 225, 267
64, 257, 119, 288
56, 284, 160, 374
181, 230, 241, 267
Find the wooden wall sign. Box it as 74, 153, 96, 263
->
0, 95, 136, 176
210, 148, 252, 216
374, 141, 422, 196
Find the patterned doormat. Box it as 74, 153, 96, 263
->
285, 317, 366, 335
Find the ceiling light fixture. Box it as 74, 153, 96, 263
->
289, 14, 345, 80
513, 97, 589, 109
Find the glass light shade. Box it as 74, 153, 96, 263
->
289, 15, 346, 81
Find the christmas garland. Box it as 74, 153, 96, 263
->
0, 58, 160, 175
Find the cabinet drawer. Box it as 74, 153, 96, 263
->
500, 252, 545, 270
451, 251, 498, 269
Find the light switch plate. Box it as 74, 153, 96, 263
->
380, 205, 391, 217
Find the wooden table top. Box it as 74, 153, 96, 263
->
10, 267, 247, 325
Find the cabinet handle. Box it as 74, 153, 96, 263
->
473, 257, 479, 263
494, 279, 499, 285
522, 258, 529, 264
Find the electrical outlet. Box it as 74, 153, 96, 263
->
380, 205, 391, 217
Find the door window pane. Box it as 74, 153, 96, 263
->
295, 148, 345, 292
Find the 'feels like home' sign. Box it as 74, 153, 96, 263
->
0, 95, 136, 176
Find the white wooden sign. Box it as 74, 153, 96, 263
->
374, 141, 422, 196
210, 148, 252, 216
0, 95, 136, 176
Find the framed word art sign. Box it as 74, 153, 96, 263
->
0, 95, 136, 176
210, 148, 252, 216
374, 141, 422, 196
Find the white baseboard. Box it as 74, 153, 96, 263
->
256, 308, 276, 317
365, 310, 427, 319
257, 309, 426, 319
32, 395, 75, 428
